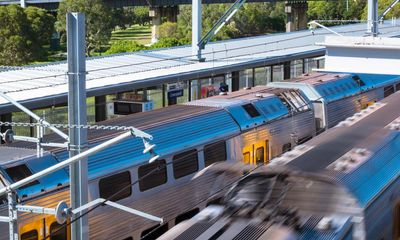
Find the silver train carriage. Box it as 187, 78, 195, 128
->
160, 91, 400, 240
269, 72, 400, 131
0, 72, 398, 240
0, 86, 314, 240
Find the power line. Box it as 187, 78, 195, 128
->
41, 146, 240, 240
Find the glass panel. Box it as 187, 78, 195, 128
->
173, 149, 199, 179
138, 160, 167, 191
254, 66, 271, 86
141, 224, 169, 240
255, 147, 264, 164
272, 65, 283, 81
5, 165, 40, 189
12, 111, 31, 136
204, 141, 227, 167
293, 59, 303, 77
99, 171, 132, 201
242, 104, 260, 118
21, 230, 38, 240
239, 69, 252, 89
50, 222, 67, 240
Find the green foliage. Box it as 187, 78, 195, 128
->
133, 6, 150, 26
150, 37, 188, 48
0, 5, 55, 65
25, 6, 55, 59
111, 8, 128, 30
157, 21, 179, 39
361, 0, 400, 20
308, 0, 367, 22
56, 0, 114, 56
105, 40, 147, 54
172, 3, 286, 44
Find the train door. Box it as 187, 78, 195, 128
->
242, 140, 269, 165
41, 215, 69, 240
20, 218, 43, 240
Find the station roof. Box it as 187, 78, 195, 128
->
0, 22, 400, 113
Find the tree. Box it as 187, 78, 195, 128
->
111, 8, 128, 30
25, 6, 55, 46
157, 21, 179, 39
25, 6, 55, 59
308, 0, 367, 22
133, 7, 150, 26
0, 5, 33, 65
105, 40, 147, 54
56, 0, 114, 56
362, 0, 400, 20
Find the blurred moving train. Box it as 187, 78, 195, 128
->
160, 90, 400, 240
0, 72, 399, 239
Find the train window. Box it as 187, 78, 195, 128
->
282, 143, 292, 153
50, 222, 67, 240
204, 141, 227, 167
138, 160, 167, 191
173, 149, 199, 179
5, 164, 39, 189
255, 147, 264, 164
396, 83, 400, 92
243, 152, 250, 164
141, 224, 168, 240
384, 85, 395, 98
175, 208, 200, 225
242, 103, 260, 118
352, 75, 365, 86
99, 171, 132, 201
21, 230, 38, 240
393, 202, 400, 239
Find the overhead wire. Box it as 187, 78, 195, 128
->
1, 23, 399, 94
41, 147, 204, 240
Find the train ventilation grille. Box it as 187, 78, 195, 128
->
174, 222, 215, 240
232, 222, 271, 240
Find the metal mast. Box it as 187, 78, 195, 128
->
67, 12, 88, 240
367, 0, 379, 36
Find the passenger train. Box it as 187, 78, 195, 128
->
0, 72, 399, 239
160, 90, 400, 240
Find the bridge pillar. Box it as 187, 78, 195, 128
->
285, 1, 308, 32
149, 6, 179, 43
20, 0, 26, 8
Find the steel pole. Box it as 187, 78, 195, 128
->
7, 192, 18, 240
67, 12, 88, 240
367, 0, 378, 36
0, 131, 133, 197
192, 0, 202, 60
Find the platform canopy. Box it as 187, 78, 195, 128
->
317, 36, 400, 75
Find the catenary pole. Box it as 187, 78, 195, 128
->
67, 12, 88, 240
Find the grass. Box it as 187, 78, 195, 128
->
110, 25, 152, 45
31, 25, 152, 64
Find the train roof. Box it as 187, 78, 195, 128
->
0, 104, 243, 198
270, 91, 400, 207
185, 86, 311, 131
269, 72, 400, 102
0, 147, 69, 198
